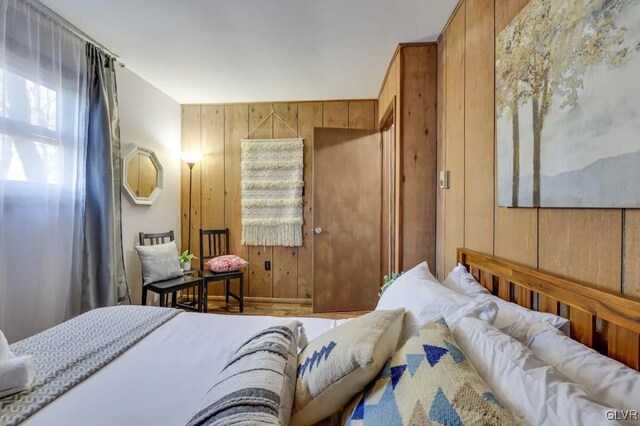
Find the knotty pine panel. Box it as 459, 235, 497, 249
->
538, 209, 622, 292
436, 39, 446, 279
401, 45, 437, 271
201, 105, 225, 296
181, 105, 201, 256
224, 104, 250, 295
443, 3, 466, 274
624, 210, 640, 298
297, 102, 323, 299
464, 0, 495, 256
322, 101, 349, 128
348, 100, 376, 130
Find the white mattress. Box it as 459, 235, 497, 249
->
23, 312, 337, 426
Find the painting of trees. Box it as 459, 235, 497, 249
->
496, 0, 640, 207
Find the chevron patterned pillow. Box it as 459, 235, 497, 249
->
342, 318, 524, 425
290, 309, 405, 426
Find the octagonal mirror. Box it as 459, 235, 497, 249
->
122, 144, 163, 206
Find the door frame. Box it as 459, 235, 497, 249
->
379, 97, 401, 275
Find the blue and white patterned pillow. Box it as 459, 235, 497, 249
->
342, 318, 524, 425
291, 309, 405, 426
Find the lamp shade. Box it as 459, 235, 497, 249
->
181, 151, 202, 165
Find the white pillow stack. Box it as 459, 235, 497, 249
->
442, 263, 569, 343
527, 321, 640, 412
442, 262, 640, 423
454, 317, 624, 426
376, 262, 498, 345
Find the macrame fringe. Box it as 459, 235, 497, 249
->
242, 160, 301, 170
242, 180, 304, 190
242, 198, 302, 208
242, 223, 303, 247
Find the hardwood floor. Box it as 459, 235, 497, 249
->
203, 298, 369, 319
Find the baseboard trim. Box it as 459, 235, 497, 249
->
206, 295, 312, 305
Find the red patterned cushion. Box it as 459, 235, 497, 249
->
206, 255, 248, 273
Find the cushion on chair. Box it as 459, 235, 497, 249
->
134, 242, 183, 285
206, 255, 248, 273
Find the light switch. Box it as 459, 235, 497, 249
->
439, 170, 450, 189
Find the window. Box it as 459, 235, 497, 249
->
0, 66, 61, 185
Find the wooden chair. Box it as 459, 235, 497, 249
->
199, 228, 244, 313
139, 231, 205, 312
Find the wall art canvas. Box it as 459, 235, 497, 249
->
497, 0, 640, 207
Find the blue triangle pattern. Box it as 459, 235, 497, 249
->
352, 393, 366, 419
423, 344, 448, 367
443, 341, 465, 364
406, 354, 425, 376
483, 392, 506, 409
429, 388, 463, 426
379, 360, 392, 379
360, 382, 404, 426
436, 317, 448, 326
297, 341, 337, 377
390, 365, 407, 389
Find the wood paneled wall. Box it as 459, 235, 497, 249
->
437, 0, 639, 300
378, 44, 438, 273
181, 100, 377, 301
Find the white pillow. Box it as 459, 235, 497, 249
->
443, 263, 569, 342
527, 321, 640, 412
376, 262, 498, 344
442, 263, 490, 297
453, 317, 620, 426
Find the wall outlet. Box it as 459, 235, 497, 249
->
439, 170, 450, 189
265, 261, 271, 271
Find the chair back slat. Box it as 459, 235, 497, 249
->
139, 230, 174, 246
200, 228, 231, 270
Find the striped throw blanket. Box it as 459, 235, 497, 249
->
187, 321, 303, 426
241, 138, 304, 247
0, 306, 180, 426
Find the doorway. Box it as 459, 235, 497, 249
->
312, 127, 382, 312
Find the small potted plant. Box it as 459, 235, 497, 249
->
179, 250, 197, 271
379, 272, 403, 297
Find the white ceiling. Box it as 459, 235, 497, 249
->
41, 0, 457, 104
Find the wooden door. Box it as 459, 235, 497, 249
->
313, 128, 382, 312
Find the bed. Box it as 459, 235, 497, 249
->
5, 312, 338, 426
2, 248, 640, 425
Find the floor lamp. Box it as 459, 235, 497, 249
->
182, 151, 201, 303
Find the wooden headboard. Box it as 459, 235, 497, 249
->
457, 248, 640, 370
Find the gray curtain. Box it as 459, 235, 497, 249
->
81, 45, 128, 310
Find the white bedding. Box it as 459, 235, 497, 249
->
22, 313, 337, 426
